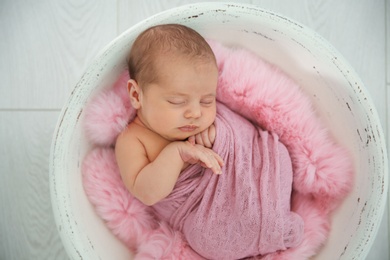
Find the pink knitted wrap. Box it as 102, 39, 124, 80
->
152, 103, 304, 259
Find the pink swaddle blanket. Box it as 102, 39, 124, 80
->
152, 102, 304, 259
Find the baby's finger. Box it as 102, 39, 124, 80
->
198, 151, 213, 169
208, 124, 216, 144
210, 153, 224, 173
206, 152, 223, 174
188, 136, 196, 145
213, 152, 224, 167
195, 134, 204, 146
201, 130, 212, 148
198, 150, 221, 174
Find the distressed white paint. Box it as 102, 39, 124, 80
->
50, 3, 388, 260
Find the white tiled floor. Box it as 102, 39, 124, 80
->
0, 1, 388, 259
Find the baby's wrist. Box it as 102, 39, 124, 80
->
169, 141, 189, 156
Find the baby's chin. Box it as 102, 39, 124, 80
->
162, 133, 191, 142
175, 135, 193, 142
169, 134, 196, 143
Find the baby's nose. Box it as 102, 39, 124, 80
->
185, 103, 201, 118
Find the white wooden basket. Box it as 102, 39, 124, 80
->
50, 3, 388, 259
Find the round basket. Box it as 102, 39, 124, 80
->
50, 3, 388, 259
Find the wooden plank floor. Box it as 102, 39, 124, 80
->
1, 0, 388, 259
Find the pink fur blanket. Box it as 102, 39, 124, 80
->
82, 41, 353, 259
152, 102, 304, 259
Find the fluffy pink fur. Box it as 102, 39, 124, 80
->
84, 71, 136, 146
82, 41, 353, 259
209, 41, 352, 212
82, 148, 155, 251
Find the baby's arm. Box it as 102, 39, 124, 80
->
116, 135, 223, 206
188, 124, 216, 148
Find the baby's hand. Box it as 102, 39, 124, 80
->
177, 141, 223, 174
188, 124, 216, 148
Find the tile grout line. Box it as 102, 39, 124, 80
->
0, 109, 62, 112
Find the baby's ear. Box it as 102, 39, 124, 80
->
127, 79, 141, 109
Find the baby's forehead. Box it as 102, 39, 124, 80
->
153, 54, 217, 80
156, 50, 215, 67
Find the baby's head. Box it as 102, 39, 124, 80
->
126, 24, 219, 141
127, 23, 217, 87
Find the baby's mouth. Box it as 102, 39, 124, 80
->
178, 125, 198, 132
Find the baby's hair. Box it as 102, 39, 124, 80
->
127, 24, 216, 86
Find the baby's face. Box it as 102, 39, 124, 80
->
137, 57, 218, 141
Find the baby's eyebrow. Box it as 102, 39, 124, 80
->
165, 93, 188, 99
165, 92, 216, 98
201, 93, 216, 98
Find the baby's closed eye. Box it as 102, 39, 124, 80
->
167, 98, 186, 105
200, 97, 215, 106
